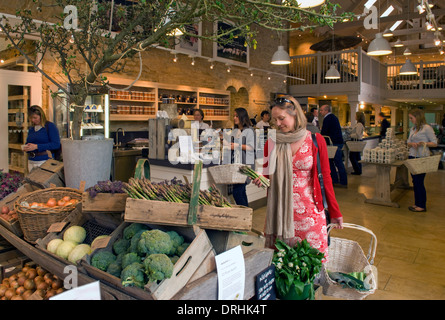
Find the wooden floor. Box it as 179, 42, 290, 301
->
252, 163, 445, 300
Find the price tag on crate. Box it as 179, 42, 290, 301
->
47, 221, 67, 233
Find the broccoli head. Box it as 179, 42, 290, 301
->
176, 242, 190, 256
123, 223, 149, 240
121, 262, 146, 288
143, 254, 174, 283
91, 251, 116, 271
113, 238, 130, 255
128, 229, 146, 254
137, 229, 174, 256
121, 252, 141, 269
106, 262, 122, 277
166, 231, 184, 255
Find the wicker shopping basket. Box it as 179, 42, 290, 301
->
319, 223, 378, 300
322, 136, 338, 159
14, 187, 82, 243
346, 140, 367, 152
208, 164, 247, 184
404, 153, 441, 175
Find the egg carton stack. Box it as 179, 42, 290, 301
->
363, 128, 409, 164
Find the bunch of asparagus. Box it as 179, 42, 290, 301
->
239, 166, 270, 189
123, 177, 232, 208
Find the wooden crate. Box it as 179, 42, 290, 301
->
0, 183, 41, 237
35, 208, 121, 268
82, 192, 128, 213
25, 159, 65, 188
148, 118, 170, 160
0, 249, 29, 282
124, 198, 253, 232
206, 230, 266, 254
82, 222, 214, 300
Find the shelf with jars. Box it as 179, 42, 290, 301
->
109, 84, 156, 121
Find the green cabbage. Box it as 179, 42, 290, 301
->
47, 238, 64, 254
56, 240, 78, 259
63, 226, 87, 243
68, 243, 92, 264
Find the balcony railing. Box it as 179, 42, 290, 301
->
387, 60, 445, 91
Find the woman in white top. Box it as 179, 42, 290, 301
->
406, 109, 437, 212
349, 111, 365, 175
192, 109, 210, 130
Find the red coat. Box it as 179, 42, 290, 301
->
262, 132, 342, 219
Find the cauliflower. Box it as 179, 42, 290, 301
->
113, 238, 130, 255
121, 262, 146, 288
121, 252, 141, 269
91, 251, 116, 271
143, 254, 174, 283
123, 223, 149, 240
166, 231, 184, 255
137, 229, 173, 256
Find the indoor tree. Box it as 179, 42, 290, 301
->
0, 0, 354, 140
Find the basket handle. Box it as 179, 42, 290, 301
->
327, 223, 377, 265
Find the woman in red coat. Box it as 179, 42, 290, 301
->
253, 95, 343, 261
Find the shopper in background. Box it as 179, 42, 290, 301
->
252, 95, 343, 260
379, 112, 390, 141
349, 111, 366, 175
319, 104, 348, 188
24, 105, 61, 172
230, 107, 255, 207
305, 112, 320, 134
256, 110, 271, 129
407, 108, 437, 213
311, 107, 319, 129
192, 109, 210, 129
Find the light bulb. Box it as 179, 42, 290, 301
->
173, 55, 178, 62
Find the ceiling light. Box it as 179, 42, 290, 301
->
271, 46, 291, 65
383, 28, 393, 37
325, 64, 341, 80
399, 59, 417, 75
367, 33, 393, 56
425, 21, 433, 30
403, 48, 412, 55
417, 4, 425, 14
226, 64, 231, 72
296, 0, 325, 8
394, 39, 404, 47
190, 57, 195, 65
173, 55, 178, 62
434, 38, 441, 46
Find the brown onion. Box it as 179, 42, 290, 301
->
21, 266, 30, 273
56, 287, 64, 294
25, 268, 37, 280
23, 279, 36, 291
8, 274, 18, 282
4, 288, 15, 300
17, 275, 27, 286
45, 289, 57, 299
34, 289, 45, 298
2, 279, 9, 287
9, 280, 19, 289
36, 266, 47, 277
0, 285, 7, 297
22, 289, 33, 300
15, 286, 25, 296
10, 294, 23, 300
36, 281, 48, 291
52, 278, 63, 290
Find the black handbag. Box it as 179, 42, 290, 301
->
312, 134, 331, 244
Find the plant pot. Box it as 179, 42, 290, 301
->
61, 138, 113, 190
278, 282, 314, 300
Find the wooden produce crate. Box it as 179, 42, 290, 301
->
82, 192, 128, 213
206, 230, 266, 254
35, 208, 121, 268
0, 249, 29, 282
124, 198, 253, 232
82, 222, 214, 300
25, 159, 65, 188
0, 183, 41, 237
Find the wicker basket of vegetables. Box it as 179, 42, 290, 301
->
14, 187, 82, 243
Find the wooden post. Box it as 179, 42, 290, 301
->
187, 161, 203, 226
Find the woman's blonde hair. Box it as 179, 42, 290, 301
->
270, 95, 307, 131
409, 108, 426, 131
28, 105, 47, 127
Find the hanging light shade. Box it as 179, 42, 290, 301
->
297, 0, 325, 8
403, 47, 412, 55
394, 39, 404, 47
325, 64, 341, 80
399, 59, 417, 75
382, 28, 393, 37
367, 33, 393, 56
271, 46, 291, 65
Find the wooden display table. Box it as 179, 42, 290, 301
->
361, 160, 411, 208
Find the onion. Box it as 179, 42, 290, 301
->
10, 294, 23, 300
62, 196, 71, 202
34, 289, 45, 298
0, 285, 7, 297
46, 198, 57, 207
17, 275, 27, 286
52, 278, 63, 290
25, 268, 37, 280
45, 289, 57, 299
36, 281, 48, 291
4, 288, 15, 300
22, 290, 33, 300
21, 266, 30, 273
23, 279, 36, 291
34, 276, 44, 285
8, 274, 18, 282
15, 286, 25, 296
2, 279, 9, 288
36, 266, 47, 277
56, 287, 64, 294
9, 280, 19, 290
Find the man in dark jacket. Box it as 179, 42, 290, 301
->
379, 112, 390, 141
320, 104, 347, 188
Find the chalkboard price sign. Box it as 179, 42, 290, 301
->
254, 264, 276, 300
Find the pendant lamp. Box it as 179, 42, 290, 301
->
394, 39, 404, 47
271, 45, 291, 65
399, 59, 417, 75
297, 0, 325, 8
325, 64, 341, 79
382, 28, 393, 37
367, 33, 392, 56
403, 47, 412, 55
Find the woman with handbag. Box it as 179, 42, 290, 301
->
406, 109, 437, 212
348, 111, 366, 175
252, 95, 343, 261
